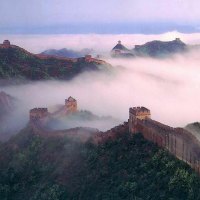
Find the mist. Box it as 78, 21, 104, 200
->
1, 31, 200, 53
1, 33, 200, 139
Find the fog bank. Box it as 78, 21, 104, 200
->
1, 31, 200, 53
1, 33, 200, 138
1, 48, 200, 133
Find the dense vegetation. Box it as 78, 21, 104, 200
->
0, 46, 107, 80
0, 126, 200, 200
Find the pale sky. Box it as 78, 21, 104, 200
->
0, 0, 200, 34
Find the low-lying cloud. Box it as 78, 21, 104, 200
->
1, 31, 200, 53
1, 33, 200, 139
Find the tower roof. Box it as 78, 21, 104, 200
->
67, 96, 76, 102
112, 41, 129, 51
3, 40, 10, 44
130, 107, 150, 115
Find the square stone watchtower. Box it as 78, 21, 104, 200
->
129, 107, 151, 133
65, 96, 77, 114
2, 40, 11, 48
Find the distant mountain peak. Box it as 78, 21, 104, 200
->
134, 38, 186, 57
0, 40, 111, 80
111, 40, 134, 57
112, 40, 129, 51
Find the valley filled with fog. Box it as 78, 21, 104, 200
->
1, 32, 200, 138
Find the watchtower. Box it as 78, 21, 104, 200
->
65, 96, 77, 113
85, 55, 92, 62
129, 107, 151, 133
175, 38, 181, 42
3, 40, 11, 48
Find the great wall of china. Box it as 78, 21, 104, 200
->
0, 40, 107, 66
29, 96, 78, 120
28, 97, 200, 174
129, 107, 200, 174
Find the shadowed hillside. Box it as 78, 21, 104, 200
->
0, 124, 200, 200
134, 38, 187, 57
111, 38, 187, 58
0, 41, 111, 81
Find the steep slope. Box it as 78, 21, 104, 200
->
0, 91, 18, 141
0, 43, 111, 80
0, 91, 15, 119
134, 38, 186, 57
0, 125, 200, 200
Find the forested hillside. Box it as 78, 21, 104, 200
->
0, 45, 110, 80
0, 126, 199, 200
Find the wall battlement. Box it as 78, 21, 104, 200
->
129, 107, 151, 133
130, 107, 151, 120
129, 106, 200, 174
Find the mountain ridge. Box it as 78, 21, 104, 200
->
0, 40, 111, 81
111, 38, 188, 58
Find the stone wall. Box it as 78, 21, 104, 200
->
129, 117, 200, 174
93, 122, 129, 144
30, 108, 49, 120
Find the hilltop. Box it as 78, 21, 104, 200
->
134, 38, 187, 57
111, 40, 134, 57
0, 40, 111, 81
111, 38, 187, 58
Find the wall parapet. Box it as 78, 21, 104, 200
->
129, 106, 200, 174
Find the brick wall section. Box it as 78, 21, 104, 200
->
93, 122, 129, 144
130, 116, 200, 174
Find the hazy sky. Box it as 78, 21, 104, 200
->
1, 0, 200, 34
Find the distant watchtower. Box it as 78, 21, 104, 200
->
65, 96, 77, 113
175, 38, 181, 42
85, 55, 92, 62
129, 107, 151, 133
2, 40, 11, 48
